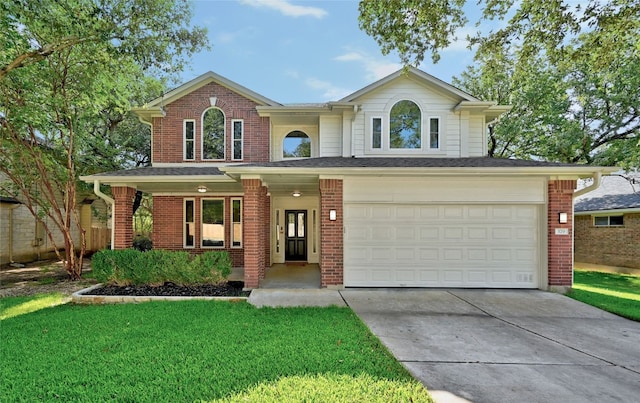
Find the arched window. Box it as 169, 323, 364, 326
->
283, 131, 311, 158
202, 108, 225, 160
390, 100, 421, 149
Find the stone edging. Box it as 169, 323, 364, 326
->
72, 284, 249, 304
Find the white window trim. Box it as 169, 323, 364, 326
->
184, 198, 195, 248
201, 198, 225, 248
232, 119, 244, 161
593, 214, 624, 227
428, 116, 441, 150
183, 119, 196, 161
231, 198, 242, 248
201, 107, 226, 161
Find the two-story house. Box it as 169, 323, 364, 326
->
81, 67, 614, 291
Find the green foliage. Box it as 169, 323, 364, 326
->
132, 235, 152, 252
568, 270, 640, 321
0, 301, 425, 402
91, 249, 231, 286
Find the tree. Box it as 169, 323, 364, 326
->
0, 0, 208, 279
359, 0, 640, 168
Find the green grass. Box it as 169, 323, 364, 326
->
568, 270, 640, 321
0, 297, 432, 402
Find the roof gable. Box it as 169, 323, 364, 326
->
145, 71, 281, 108
339, 66, 480, 103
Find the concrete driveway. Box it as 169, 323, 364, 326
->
341, 289, 640, 403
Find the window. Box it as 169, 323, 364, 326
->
184, 199, 195, 247
202, 199, 224, 247
184, 120, 195, 160
429, 117, 440, 149
202, 108, 225, 160
594, 215, 624, 226
232, 120, 243, 160
283, 131, 310, 158
390, 100, 421, 149
372, 117, 382, 149
231, 198, 242, 247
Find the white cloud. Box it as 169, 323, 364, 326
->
304, 77, 351, 101
333, 50, 401, 81
239, 0, 327, 18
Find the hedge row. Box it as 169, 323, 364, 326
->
91, 249, 232, 286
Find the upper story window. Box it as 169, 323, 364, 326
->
390, 100, 421, 149
202, 108, 225, 160
232, 119, 243, 160
184, 120, 195, 160
283, 131, 310, 158
594, 215, 624, 227
369, 100, 440, 152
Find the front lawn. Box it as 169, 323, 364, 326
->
568, 270, 640, 321
0, 295, 432, 402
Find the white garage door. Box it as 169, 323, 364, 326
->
344, 204, 540, 288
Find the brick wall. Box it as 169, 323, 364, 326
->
113, 186, 136, 249
152, 81, 270, 164
547, 180, 576, 287
319, 178, 343, 288
152, 195, 244, 268
575, 213, 640, 269
242, 179, 267, 288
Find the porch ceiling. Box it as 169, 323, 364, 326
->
261, 174, 320, 196
111, 180, 243, 195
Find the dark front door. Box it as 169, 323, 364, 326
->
285, 210, 307, 261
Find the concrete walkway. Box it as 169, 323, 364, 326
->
341, 289, 640, 403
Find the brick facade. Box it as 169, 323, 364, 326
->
112, 186, 137, 249
151, 82, 270, 164
547, 180, 577, 287
319, 178, 343, 288
242, 179, 268, 289
575, 213, 640, 269
152, 196, 244, 268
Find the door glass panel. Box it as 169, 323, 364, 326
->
297, 213, 305, 237
288, 213, 295, 237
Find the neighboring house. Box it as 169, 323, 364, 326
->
0, 178, 109, 265
575, 175, 640, 269
81, 67, 615, 291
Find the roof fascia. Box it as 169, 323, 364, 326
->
221, 165, 617, 178
339, 66, 480, 102
79, 174, 235, 184
575, 207, 640, 215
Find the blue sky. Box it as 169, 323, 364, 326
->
185, 0, 484, 104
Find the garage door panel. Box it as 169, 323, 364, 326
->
344, 203, 539, 288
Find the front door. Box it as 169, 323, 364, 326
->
285, 210, 307, 261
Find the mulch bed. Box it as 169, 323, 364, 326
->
84, 281, 250, 297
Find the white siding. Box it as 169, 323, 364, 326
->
350, 76, 464, 157
319, 116, 342, 157
468, 115, 485, 157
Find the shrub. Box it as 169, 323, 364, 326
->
132, 235, 152, 251
91, 249, 232, 286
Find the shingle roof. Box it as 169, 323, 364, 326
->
242, 156, 578, 168
575, 175, 640, 212
0, 196, 21, 204
91, 166, 224, 177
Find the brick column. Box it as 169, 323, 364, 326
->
112, 186, 137, 249
242, 179, 266, 289
548, 179, 577, 291
319, 178, 343, 288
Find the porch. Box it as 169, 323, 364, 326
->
230, 263, 321, 289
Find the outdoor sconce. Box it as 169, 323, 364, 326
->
329, 210, 337, 221
197, 185, 208, 193
292, 190, 301, 197
558, 212, 568, 224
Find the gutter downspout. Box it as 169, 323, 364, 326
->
93, 180, 115, 250
350, 104, 358, 158
573, 172, 602, 198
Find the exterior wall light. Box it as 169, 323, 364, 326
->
329, 210, 337, 221
558, 212, 568, 224
292, 190, 301, 197
197, 185, 208, 193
